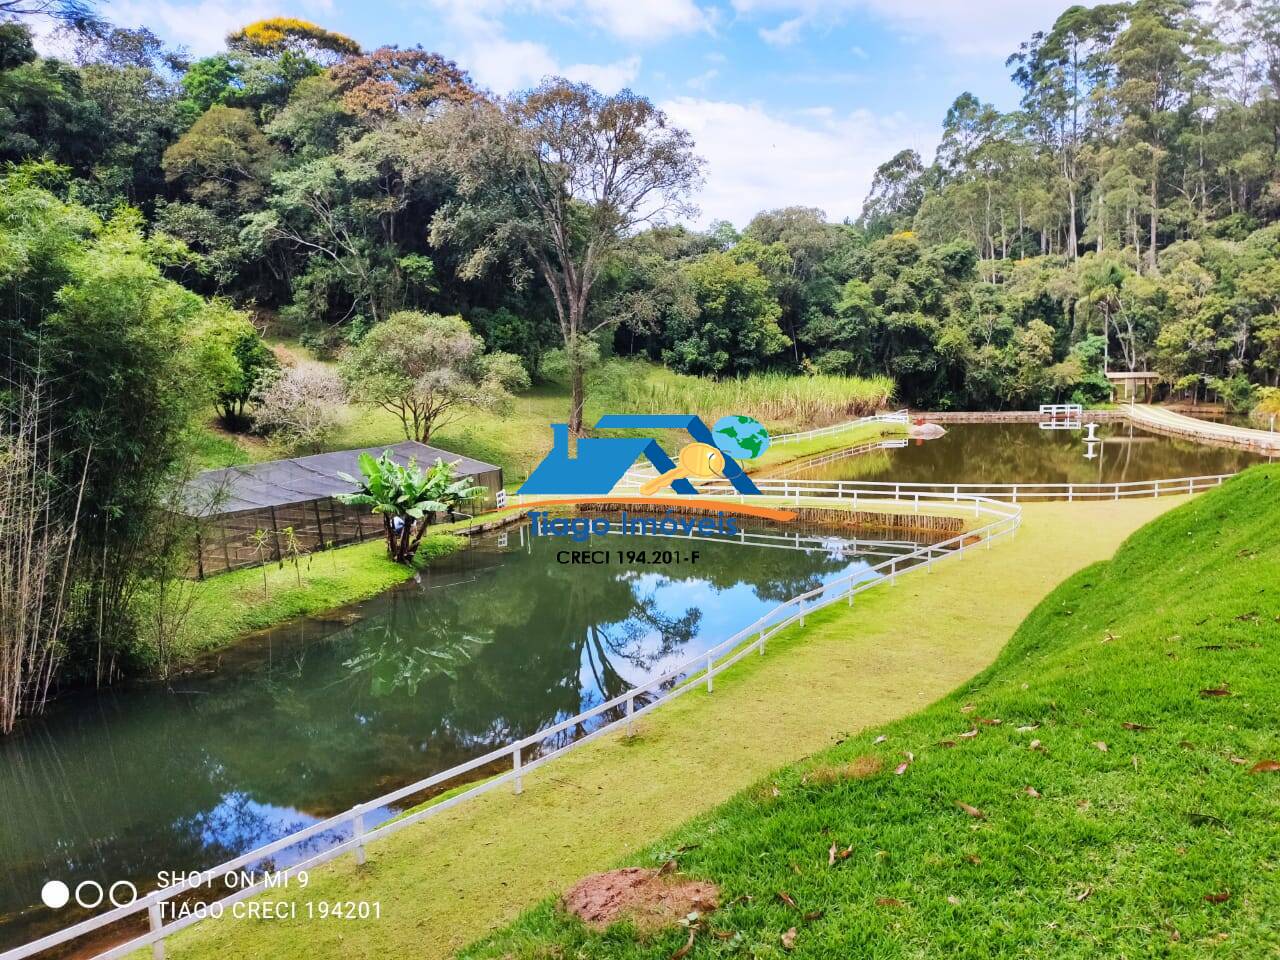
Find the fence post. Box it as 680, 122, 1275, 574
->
513, 746, 523, 794
148, 902, 165, 960
626, 695, 635, 736
352, 808, 366, 865
313, 499, 327, 550
705, 654, 714, 692
268, 505, 283, 560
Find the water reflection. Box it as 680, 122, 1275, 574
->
0, 520, 921, 950
775, 422, 1268, 485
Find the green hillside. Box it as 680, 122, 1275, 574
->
463, 466, 1280, 959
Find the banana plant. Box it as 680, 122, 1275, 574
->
338, 451, 484, 563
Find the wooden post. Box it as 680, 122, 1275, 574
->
220, 522, 232, 574
194, 532, 204, 581
148, 902, 164, 960
352, 808, 366, 865
268, 506, 282, 561
312, 499, 326, 550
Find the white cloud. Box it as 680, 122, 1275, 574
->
568, 0, 711, 42
686, 67, 719, 89
562, 54, 641, 91
426, 0, 711, 44
759, 16, 804, 47
735, 0, 1098, 58
102, 0, 273, 55
661, 96, 933, 227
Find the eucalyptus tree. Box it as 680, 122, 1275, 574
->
431, 78, 703, 434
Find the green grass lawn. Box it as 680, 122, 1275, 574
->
463, 466, 1280, 959
152, 494, 1184, 960
177, 532, 466, 658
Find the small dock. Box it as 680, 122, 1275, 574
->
1127, 404, 1280, 454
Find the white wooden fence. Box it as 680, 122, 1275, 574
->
768, 409, 910, 446
4, 471, 1233, 960
3, 484, 1017, 960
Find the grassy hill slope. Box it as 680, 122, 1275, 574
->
463, 466, 1280, 959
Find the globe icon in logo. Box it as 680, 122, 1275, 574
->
712, 415, 770, 461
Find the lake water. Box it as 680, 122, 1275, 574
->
772, 422, 1269, 485
0, 519, 926, 951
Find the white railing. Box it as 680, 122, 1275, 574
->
10, 469, 1234, 959
612, 474, 1232, 504
769, 409, 909, 446
6, 485, 1019, 960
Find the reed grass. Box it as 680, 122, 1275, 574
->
597, 363, 895, 432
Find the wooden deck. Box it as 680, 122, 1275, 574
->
1127, 404, 1280, 454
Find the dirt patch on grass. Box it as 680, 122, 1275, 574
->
804, 755, 883, 785
561, 867, 718, 931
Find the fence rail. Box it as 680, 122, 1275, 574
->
769, 409, 910, 446
5, 484, 1021, 960
7, 471, 1234, 960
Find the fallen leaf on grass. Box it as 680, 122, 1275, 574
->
978, 717, 1003, 726
776, 891, 797, 909
1229, 756, 1248, 765
781, 927, 797, 951
959, 728, 979, 739
947, 895, 961, 905
1029, 740, 1045, 752
961, 703, 976, 714
1122, 722, 1152, 731
670, 929, 696, 959
894, 761, 911, 776
875, 897, 904, 908
956, 802, 985, 819
827, 843, 852, 866
1248, 760, 1280, 774
1204, 890, 1231, 904
1094, 741, 1109, 752
771, 786, 781, 798
1017, 724, 1040, 732
1075, 887, 1093, 902
802, 910, 823, 922
1200, 686, 1233, 698
873, 735, 888, 744
964, 854, 982, 865
936, 740, 958, 748
1024, 785, 1041, 798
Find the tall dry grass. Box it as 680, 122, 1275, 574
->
597, 363, 895, 432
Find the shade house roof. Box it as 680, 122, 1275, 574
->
182, 441, 500, 517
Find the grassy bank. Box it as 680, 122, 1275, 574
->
749, 419, 909, 473
177, 532, 466, 658
465, 467, 1280, 959
192, 358, 898, 484
154, 495, 1182, 960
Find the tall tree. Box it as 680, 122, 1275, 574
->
431, 79, 702, 434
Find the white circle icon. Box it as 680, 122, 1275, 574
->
41, 880, 70, 909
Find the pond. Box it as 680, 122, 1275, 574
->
0, 518, 930, 951
772, 421, 1270, 486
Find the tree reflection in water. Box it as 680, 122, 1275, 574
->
0, 520, 916, 952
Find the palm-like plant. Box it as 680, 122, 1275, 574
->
338, 452, 484, 563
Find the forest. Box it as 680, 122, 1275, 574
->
3, 0, 1280, 728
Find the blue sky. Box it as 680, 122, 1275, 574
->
97, 0, 1082, 226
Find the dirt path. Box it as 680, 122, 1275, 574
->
1129, 404, 1280, 453
157, 497, 1186, 960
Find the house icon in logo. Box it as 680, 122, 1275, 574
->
518, 415, 762, 496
